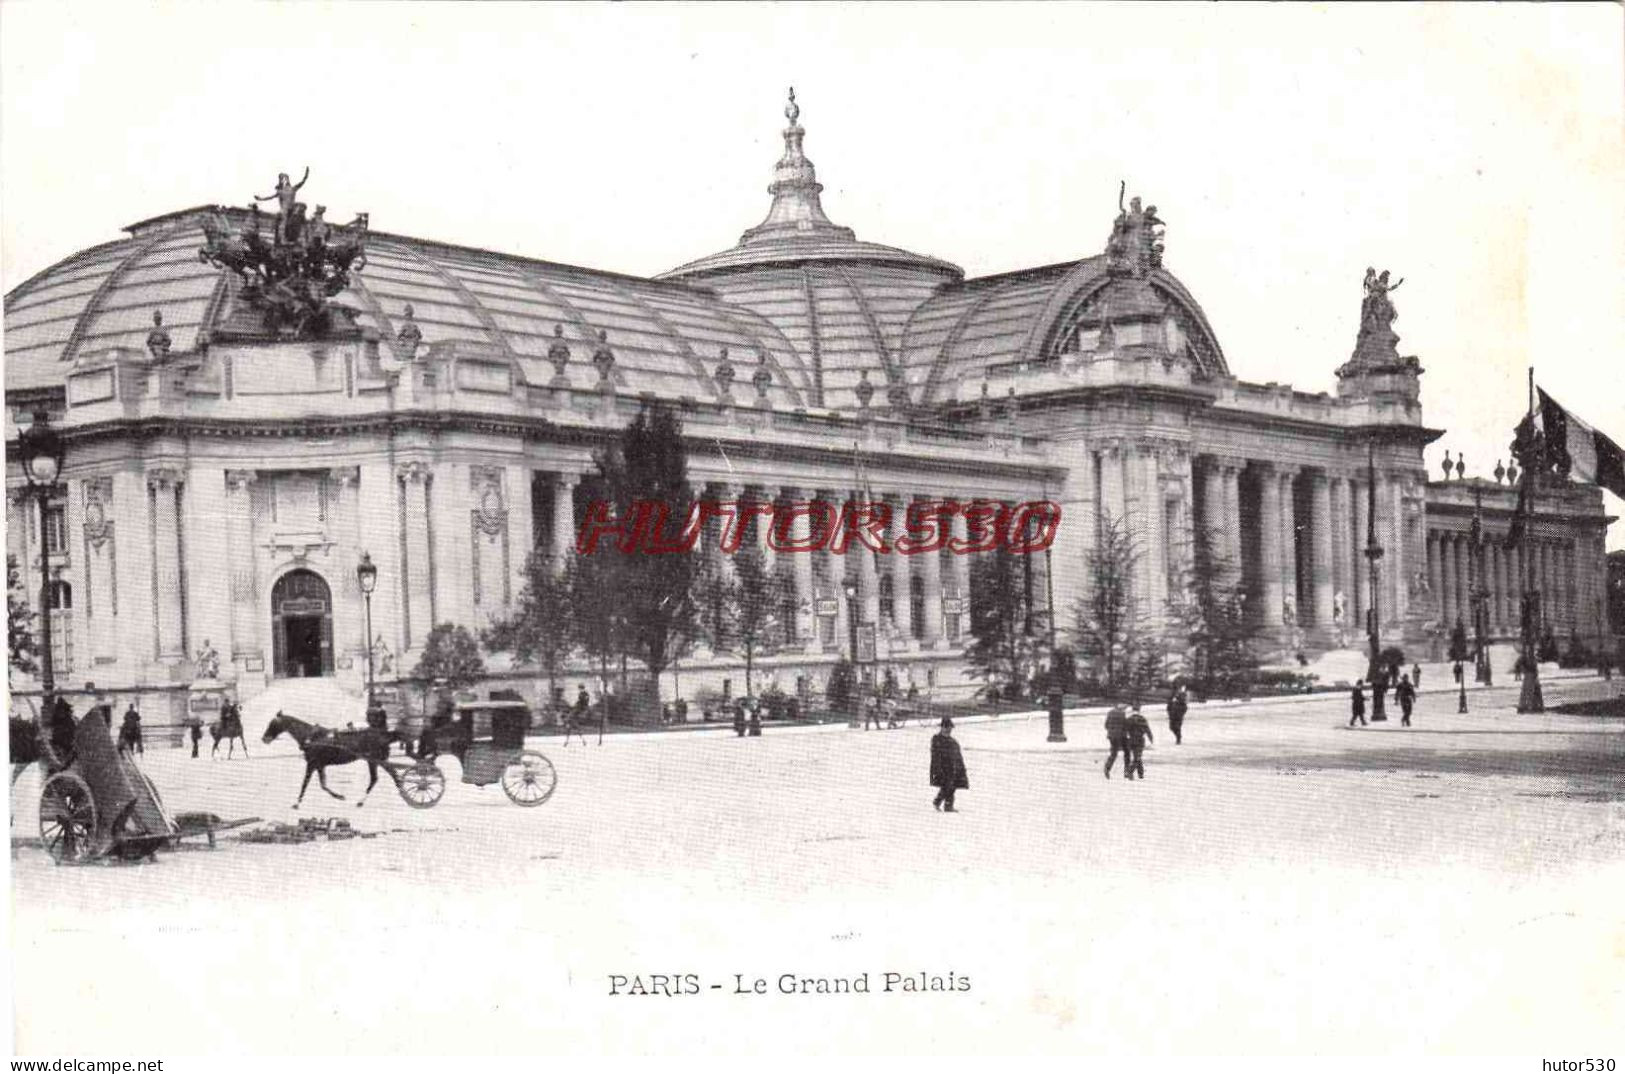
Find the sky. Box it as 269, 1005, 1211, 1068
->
2, 2, 1622, 545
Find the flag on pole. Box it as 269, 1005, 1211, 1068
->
1529, 387, 1625, 498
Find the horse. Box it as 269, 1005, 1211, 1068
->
261, 712, 405, 810
210, 705, 249, 759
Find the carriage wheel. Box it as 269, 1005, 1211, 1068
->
397, 761, 446, 809
39, 772, 98, 865
500, 751, 557, 808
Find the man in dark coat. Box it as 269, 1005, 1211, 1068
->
189, 717, 203, 758
48, 696, 76, 768
1166, 685, 1188, 745
1349, 680, 1367, 727
1411, 662, 1423, 689
119, 702, 144, 756
929, 717, 968, 812
1396, 673, 1416, 727
1125, 704, 1154, 779
1103, 704, 1129, 779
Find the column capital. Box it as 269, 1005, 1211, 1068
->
146, 466, 185, 490
396, 461, 432, 484
328, 466, 360, 490
225, 469, 258, 492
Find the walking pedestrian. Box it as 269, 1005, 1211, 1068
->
1349, 680, 1367, 727
1103, 703, 1129, 779
189, 718, 203, 758
1166, 684, 1188, 745
929, 717, 968, 812
1126, 704, 1154, 780
864, 694, 885, 731
733, 698, 748, 737
1411, 662, 1423, 689
119, 702, 144, 756
1396, 673, 1416, 727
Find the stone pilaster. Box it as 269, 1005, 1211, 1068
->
225, 470, 261, 665
147, 467, 186, 662
885, 493, 914, 647
916, 494, 945, 650
551, 472, 578, 566
1310, 471, 1335, 628
1280, 467, 1300, 616
1257, 462, 1284, 629
398, 462, 434, 653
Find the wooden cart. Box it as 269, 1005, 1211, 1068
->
396, 700, 557, 810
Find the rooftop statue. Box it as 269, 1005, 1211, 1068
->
199, 169, 369, 339
1338, 266, 1422, 379
1104, 181, 1165, 278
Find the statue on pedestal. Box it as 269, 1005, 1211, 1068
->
194, 639, 220, 680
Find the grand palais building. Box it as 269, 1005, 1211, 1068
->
5, 93, 1614, 720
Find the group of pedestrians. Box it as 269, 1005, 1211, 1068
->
1103, 702, 1156, 780
1349, 665, 1420, 728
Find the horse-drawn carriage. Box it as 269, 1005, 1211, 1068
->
36, 710, 255, 864
397, 700, 556, 810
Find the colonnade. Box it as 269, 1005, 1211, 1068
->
1427, 528, 1594, 639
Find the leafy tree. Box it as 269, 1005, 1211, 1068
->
483, 549, 574, 710
825, 657, 859, 714
566, 551, 623, 698
715, 545, 789, 696
1072, 513, 1148, 697
7, 554, 38, 686
592, 404, 700, 684
966, 549, 1042, 698
1165, 524, 1257, 696
413, 623, 485, 690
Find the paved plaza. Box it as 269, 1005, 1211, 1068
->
11, 674, 1624, 1055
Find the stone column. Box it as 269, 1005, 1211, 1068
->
885, 493, 914, 648
225, 470, 261, 665
1100, 443, 1129, 538
1171, 447, 1195, 586
1349, 476, 1366, 625
915, 493, 944, 650
506, 464, 535, 601
1331, 474, 1352, 616
779, 486, 818, 654
1222, 462, 1242, 589
331, 467, 365, 665
1426, 532, 1441, 624
1281, 468, 1300, 614
1462, 536, 1475, 627
398, 462, 434, 653
551, 472, 578, 567
1257, 463, 1284, 630
1137, 448, 1167, 627
1199, 455, 1225, 568
1389, 477, 1408, 622
947, 502, 971, 644
819, 490, 850, 655
148, 468, 186, 662
1051, 440, 1097, 630
1310, 471, 1335, 628
1487, 541, 1503, 632
1438, 534, 1455, 626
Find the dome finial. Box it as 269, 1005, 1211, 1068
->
786, 86, 800, 126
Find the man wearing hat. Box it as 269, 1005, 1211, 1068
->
1125, 704, 1154, 780
1103, 703, 1129, 779
929, 717, 969, 812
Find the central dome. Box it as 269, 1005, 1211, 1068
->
660, 89, 961, 281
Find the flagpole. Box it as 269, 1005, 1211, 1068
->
1517, 366, 1545, 713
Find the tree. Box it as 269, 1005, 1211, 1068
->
483, 549, 575, 710
7, 553, 38, 687
1072, 513, 1150, 697
412, 623, 486, 690
1165, 524, 1258, 696
593, 404, 700, 685
566, 551, 623, 699
719, 545, 789, 696
966, 549, 1044, 698
825, 657, 859, 714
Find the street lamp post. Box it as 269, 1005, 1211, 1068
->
18, 409, 64, 707
356, 552, 380, 728
1364, 442, 1387, 721
1470, 484, 1492, 689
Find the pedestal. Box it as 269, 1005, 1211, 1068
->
185, 680, 231, 747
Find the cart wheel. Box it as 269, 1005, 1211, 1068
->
397, 761, 446, 809
39, 772, 98, 865
500, 751, 557, 807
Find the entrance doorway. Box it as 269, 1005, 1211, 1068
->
271, 569, 334, 678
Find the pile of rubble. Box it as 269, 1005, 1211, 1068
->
238, 817, 381, 845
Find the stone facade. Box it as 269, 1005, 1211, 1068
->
5, 95, 1614, 709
